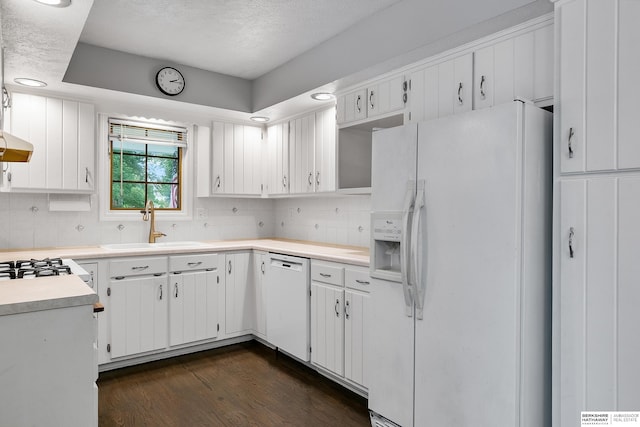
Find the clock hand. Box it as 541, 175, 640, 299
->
169, 79, 179, 83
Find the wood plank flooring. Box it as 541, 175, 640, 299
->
98, 341, 370, 426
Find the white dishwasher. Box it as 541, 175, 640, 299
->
266, 253, 310, 361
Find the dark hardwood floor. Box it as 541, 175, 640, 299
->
98, 341, 370, 426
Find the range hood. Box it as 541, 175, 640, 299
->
0, 130, 33, 162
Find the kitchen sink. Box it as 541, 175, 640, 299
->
150, 241, 210, 248
100, 242, 153, 250
101, 241, 210, 250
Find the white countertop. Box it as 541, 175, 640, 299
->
0, 238, 370, 267
0, 275, 98, 316
0, 239, 368, 317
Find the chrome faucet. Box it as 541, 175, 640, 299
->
141, 200, 166, 243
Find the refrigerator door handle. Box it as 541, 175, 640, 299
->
411, 181, 426, 320
400, 180, 416, 317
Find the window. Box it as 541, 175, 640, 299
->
108, 119, 186, 210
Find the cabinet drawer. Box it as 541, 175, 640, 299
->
345, 267, 371, 292
169, 253, 218, 272
311, 262, 344, 286
109, 256, 166, 278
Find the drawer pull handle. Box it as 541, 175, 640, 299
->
131, 266, 149, 271
568, 127, 575, 159
569, 227, 575, 258
319, 273, 332, 278
355, 279, 370, 285
187, 262, 202, 267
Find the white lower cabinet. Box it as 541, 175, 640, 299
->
556, 176, 640, 425
311, 280, 345, 375
310, 260, 370, 390
225, 252, 255, 335
108, 256, 168, 359
168, 254, 219, 347
253, 251, 268, 339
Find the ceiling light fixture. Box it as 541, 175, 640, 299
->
14, 78, 47, 88
311, 92, 335, 101
32, 0, 72, 7
250, 116, 270, 123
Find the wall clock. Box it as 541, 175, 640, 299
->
155, 67, 185, 96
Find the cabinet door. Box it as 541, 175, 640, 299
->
77, 102, 95, 190
267, 123, 289, 195
8, 93, 45, 189
437, 54, 472, 118
109, 275, 168, 358
558, 0, 586, 173
241, 126, 262, 195
408, 64, 439, 123
169, 270, 218, 346
617, 0, 640, 170
210, 122, 225, 194
474, 39, 516, 110
289, 114, 315, 194
253, 253, 267, 338
344, 289, 369, 388
225, 253, 255, 335
314, 107, 336, 193
557, 176, 640, 426
46, 98, 63, 189
310, 282, 344, 376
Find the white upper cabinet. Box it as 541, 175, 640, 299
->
408, 53, 473, 123
289, 113, 316, 194
207, 121, 264, 196
314, 107, 337, 193
474, 24, 554, 110
3, 93, 95, 192
266, 122, 289, 196
557, 0, 640, 173
288, 106, 337, 195
337, 74, 407, 126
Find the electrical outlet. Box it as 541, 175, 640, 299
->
196, 208, 207, 220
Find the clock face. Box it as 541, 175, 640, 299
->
155, 67, 185, 96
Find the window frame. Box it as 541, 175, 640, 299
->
98, 113, 193, 222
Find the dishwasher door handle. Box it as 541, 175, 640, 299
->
270, 258, 304, 272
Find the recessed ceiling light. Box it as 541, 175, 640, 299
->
14, 78, 47, 87
250, 116, 270, 123
311, 92, 335, 101
32, 0, 71, 7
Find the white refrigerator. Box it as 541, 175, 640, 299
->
367, 100, 552, 427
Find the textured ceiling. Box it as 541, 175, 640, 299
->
79, 0, 400, 79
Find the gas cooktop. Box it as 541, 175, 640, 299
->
0, 258, 88, 282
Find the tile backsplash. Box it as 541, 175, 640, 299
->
0, 193, 371, 250
273, 196, 371, 247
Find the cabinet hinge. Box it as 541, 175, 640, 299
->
107, 343, 111, 353
107, 287, 111, 296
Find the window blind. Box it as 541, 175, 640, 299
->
108, 118, 188, 148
